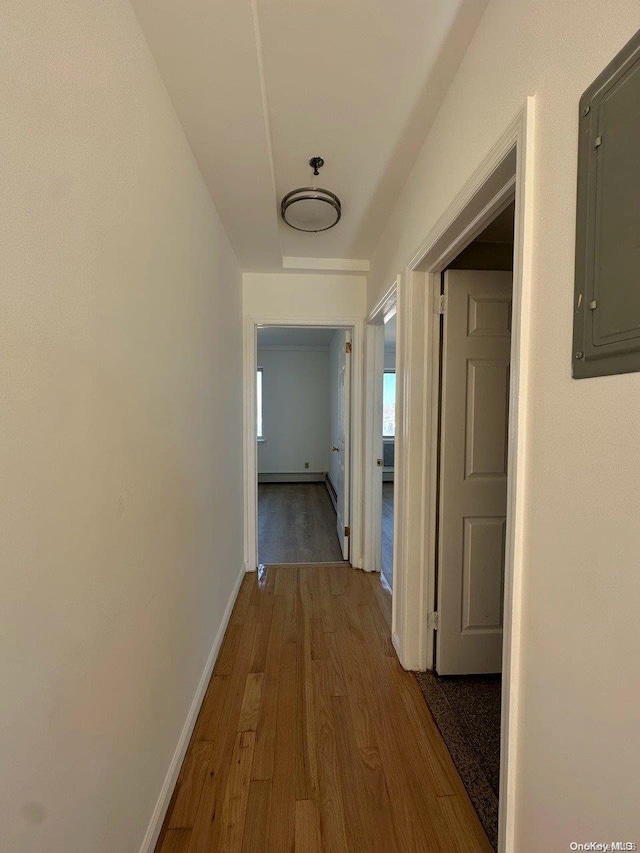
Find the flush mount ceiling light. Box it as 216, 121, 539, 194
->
281, 157, 341, 233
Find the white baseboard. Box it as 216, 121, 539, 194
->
325, 473, 338, 510
392, 631, 403, 666
258, 472, 326, 483
139, 563, 246, 853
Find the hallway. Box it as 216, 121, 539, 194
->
155, 565, 492, 853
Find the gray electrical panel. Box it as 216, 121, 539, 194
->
573, 29, 640, 378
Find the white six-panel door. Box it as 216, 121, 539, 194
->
436, 270, 512, 675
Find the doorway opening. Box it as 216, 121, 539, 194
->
415, 200, 515, 850
381, 314, 396, 589
255, 325, 352, 566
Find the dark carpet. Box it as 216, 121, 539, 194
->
414, 670, 502, 850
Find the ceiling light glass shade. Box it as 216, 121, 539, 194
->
281, 187, 341, 232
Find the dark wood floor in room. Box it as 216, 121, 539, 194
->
258, 483, 345, 564
155, 565, 492, 853
381, 482, 394, 588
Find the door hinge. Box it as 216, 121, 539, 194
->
345, 341, 352, 354
435, 294, 446, 315
589, 299, 598, 310
427, 611, 439, 630
344, 526, 351, 537
595, 134, 603, 149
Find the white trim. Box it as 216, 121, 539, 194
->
258, 472, 327, 483
390, 97, 535, 853
363, 279, 399, 575
138, 563, 246, 853
390, 267, 431, 664
362, 324, 385, 573
257, 345, 330, 352
282, 256, 370, 273
369, 278, 400, 323
244, 316, 365, 571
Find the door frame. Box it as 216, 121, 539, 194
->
363, 280, 398, 575
391, 97, 536, 853
243, 315, 364, 572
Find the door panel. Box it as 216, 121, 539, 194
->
464, 359, 510, 479
436, 270, 512, 675
462, 516, 506, 631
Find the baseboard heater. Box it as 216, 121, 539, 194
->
325, 473, 338, 510
258, 472, 326, 484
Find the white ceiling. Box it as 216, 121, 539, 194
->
130, 0, 488, 272
257, 326, 338, 347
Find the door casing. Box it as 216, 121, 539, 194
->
386, 98, 536, 853
364, 282, 398, 575
243, 316, 364, 571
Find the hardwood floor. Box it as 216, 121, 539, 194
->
381, 482, 394, 588
258, 483, 344, 564
155, 565, 493, 853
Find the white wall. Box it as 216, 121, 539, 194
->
0, 2, 243, 852
243, 272, 367, 319
368, 1, 640, 848
257, 348, 330, 474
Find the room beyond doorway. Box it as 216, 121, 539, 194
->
381, 312, 396, 588
415, 199, 515, 850
255, 325, 352, 566
258, 483, 344, 563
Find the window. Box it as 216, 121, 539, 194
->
383, 371, 396, 438
257, 368, 264, 440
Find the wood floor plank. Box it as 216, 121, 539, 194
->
252, 595, 285, 781
238, 671, 264, 732
241, 780, 271, 853
368, 571, 393, 628
317, 569, 339, 633
437, 794, 494, 853
327, 564, 349, 597
230, 575, 254, 626
191, 675, 230, 742
186, 618, 258, 853
295, 608, 319, 801
281, 571, 299, 645
312, 660, 350, 853
214, 623, 242, 677
158, 828, 192, 853
217, 730, 256, 853
337, 617, 376, 752
325, 632, 347, 698
331, 693, 380, 852
266, 641, 297, 852
310, 616, 329, 660
155, 566, 494, 853
249, 619, 271, 673
168, 740, 214, 829
363, 597, 395, 656
295, 800, 322, 853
